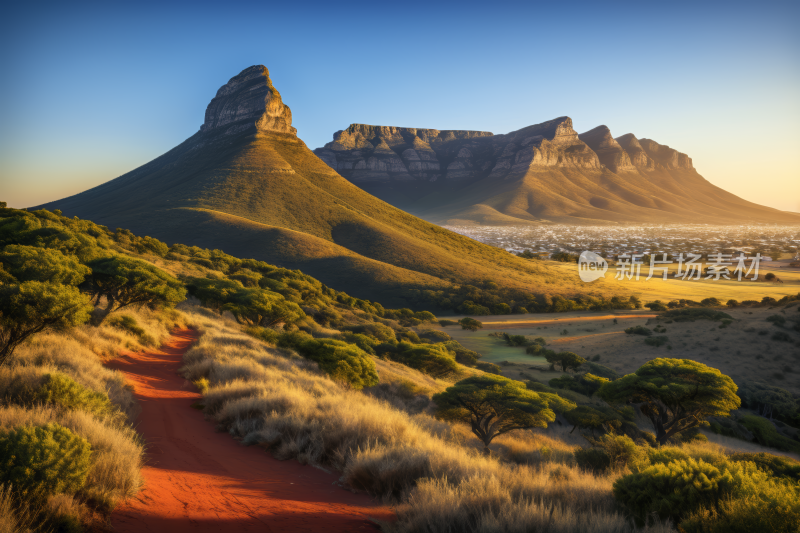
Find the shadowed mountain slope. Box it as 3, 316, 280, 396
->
315, 121, 800, 225
35, 66, 599, 306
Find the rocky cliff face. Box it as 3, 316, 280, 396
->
314, 117, 605, 184
579, 126, 635, 172
314, 125, 494, 182
200, 65, 296, 137
313, 116, 800, 225
639, 138, 694, 170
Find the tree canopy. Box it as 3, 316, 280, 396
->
86, 255, 186, 321
433, 374, 575, 453
0, 281, 93, 366
459, 317, 483, 331
187, 276, 245, 313
598, 358, 740, 445
222, 287, 305, 328
0, 245, 90, 286
545, 351, 586, 372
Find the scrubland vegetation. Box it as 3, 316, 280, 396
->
1, 203, 799, 532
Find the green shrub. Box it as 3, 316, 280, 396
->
342, 322, 396, 343
107, 314, 157, 346
438, 319, 459, 327
679, 464, 800, 533
0, 423, 91, 498
590, 434, 646, 471
444, 341, 481, 366
625, 326, 652, 336
418, 329, 451, 343
613, 458, 733, 524
279, 332, 378, 389
32, 374, 118, 421
767, 314, 787, 326
663, 308, 732, 322
644, 335, 669, 347
645, 301, 668, 311
728, 452, 800, 482
574, 447, 611, 472
475, 361, 501, 374
392, 343, 458, 378
739, 415, 800, 453
244, 325, 280, 344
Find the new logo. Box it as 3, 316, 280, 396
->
578, 251, 608, 282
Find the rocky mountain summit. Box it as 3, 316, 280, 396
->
200, 65, 296, 136
314, 117, 799, 225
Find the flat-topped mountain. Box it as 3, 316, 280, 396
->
35, 66, 592, 306
315, 118, 800, 225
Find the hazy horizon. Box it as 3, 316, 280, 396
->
1, 0, 798, 213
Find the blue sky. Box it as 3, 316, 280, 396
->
1, 0, 798, 212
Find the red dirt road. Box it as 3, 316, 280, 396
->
107, 328, 394, 532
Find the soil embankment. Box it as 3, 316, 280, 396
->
108, 328, 393, 532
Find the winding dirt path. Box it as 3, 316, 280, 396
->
107, 328, 394, 532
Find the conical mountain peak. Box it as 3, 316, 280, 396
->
200, 65, 296, 136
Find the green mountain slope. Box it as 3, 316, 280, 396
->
35, 66, 605, 307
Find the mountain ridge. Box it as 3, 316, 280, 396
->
314, 118, 799, 225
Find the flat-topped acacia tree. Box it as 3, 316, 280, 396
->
598, 358, 740, 446
0, 281, 92, 367
433, 375, 575, 454
86, 255, 186, 322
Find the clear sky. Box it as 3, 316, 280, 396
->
1, 0, 798, 213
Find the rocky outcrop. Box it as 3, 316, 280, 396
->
200, 65, 296, 136
314, 117, 605, 184
639, 138, 694, 170
314, 125, 493, 183
579, 126, 635, 172
615, 133, 656, 170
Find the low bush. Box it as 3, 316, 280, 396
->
475, 361, 501, 374
574, 447, 611, 473
663, 308, 732, 322
418, 329, 451, 343
278, 331, 379, 389
106, 314, 157, 346
614, 458, 731, 524
33, 373, 119, 422
679, 465, 800, 533
0, 423, 91, 499
739, 415, 800, 453
624, 326, 652, 336
767, 314, 787, 326
644, 335, 669, 347
728, 452, 800, 482
645, 301, 667, 311
244, 325, 280, 344
390, 343, 459, 378
438, 319, 458, 327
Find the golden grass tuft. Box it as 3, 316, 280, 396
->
180, 305, 670, 531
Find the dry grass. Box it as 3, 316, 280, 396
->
0, 305, 171, 529
71, 305, 185, 360
180, 305, 671, 531
3, 333, 137, 419
0, 484, 38, 533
